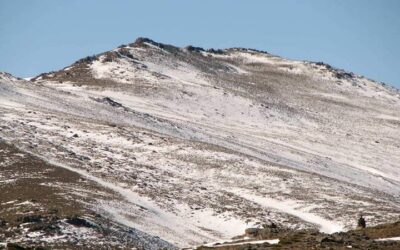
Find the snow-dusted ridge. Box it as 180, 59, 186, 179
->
1, 38, 400, 247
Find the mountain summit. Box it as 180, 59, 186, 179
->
1, 38, 400, 248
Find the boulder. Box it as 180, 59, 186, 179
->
66, 216, 94, 228
0, 218, 6, 227
245, 227, 260, 237
17, 215, 42, 223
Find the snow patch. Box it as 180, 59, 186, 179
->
232, 189, 344, 234
375, 237, 400, 241
205, 239, 280, 248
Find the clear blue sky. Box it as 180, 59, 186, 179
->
1, 0, 399, 88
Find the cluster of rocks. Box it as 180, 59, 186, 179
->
75, 55, 98, 64
185, 45, 205, 53
118, 47, 137, 60
244, 222, 285, 239
313, 61, 356, 80
65, 216, 95, 228
130, 37, 179, 54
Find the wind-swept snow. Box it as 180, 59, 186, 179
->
12, 145, 248, 247
1, 39, 400, 247
232, 189, 343, 234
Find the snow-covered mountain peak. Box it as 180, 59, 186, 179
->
0, 71, 20, 81
32, 38, 398, 99
1, 38, 400, 248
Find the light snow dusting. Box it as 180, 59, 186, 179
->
0, 40, 399, 248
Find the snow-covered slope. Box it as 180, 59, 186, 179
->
1, 38, 400, 248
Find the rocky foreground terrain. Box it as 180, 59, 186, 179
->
195, 221, 400, 250
1, 38, 400, 249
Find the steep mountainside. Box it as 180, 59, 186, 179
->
1, 38, 399, 248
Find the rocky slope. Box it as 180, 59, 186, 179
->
0, 141, 174, 249
1, 37, 399, 248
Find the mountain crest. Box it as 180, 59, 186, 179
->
1, 37, 400, 249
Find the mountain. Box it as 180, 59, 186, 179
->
0, 37, 399, 249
